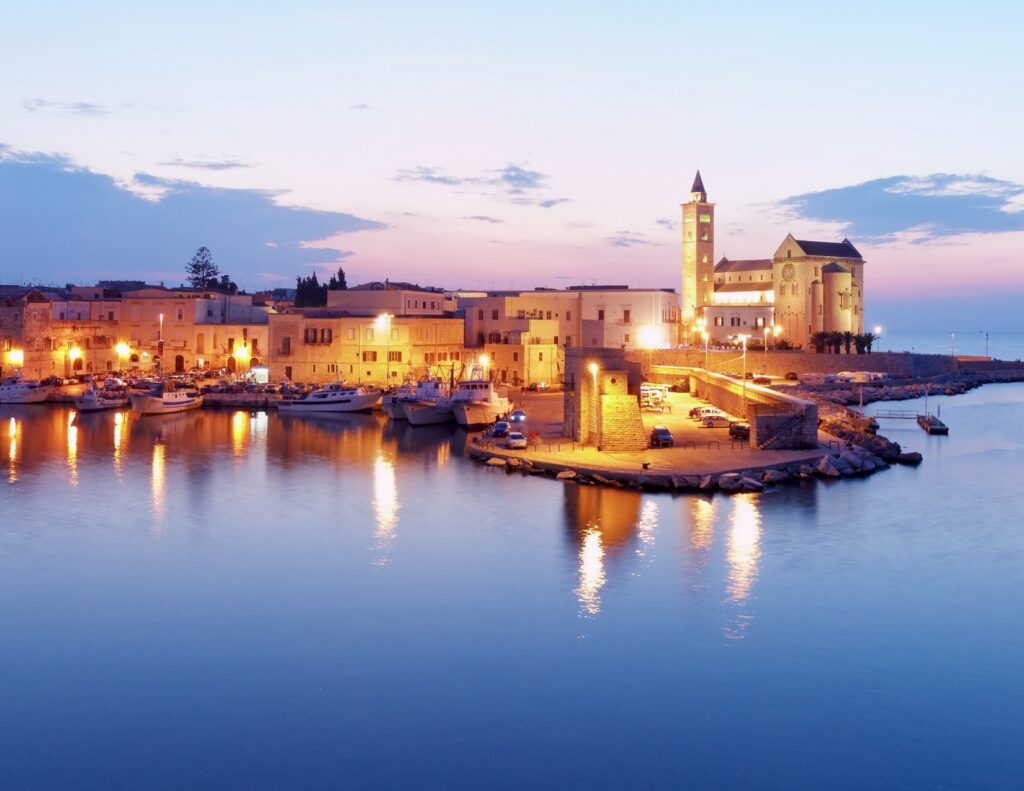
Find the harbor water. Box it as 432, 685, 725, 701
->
2, 385, 1023, 788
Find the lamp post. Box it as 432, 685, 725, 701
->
874, 325, 882, 353
479, 353, 490, 380
376, 313, 394, 386
115, 342, 130, 373
980, 329, 989, 358
234, 344, 250, 378
950, 332, 955, 358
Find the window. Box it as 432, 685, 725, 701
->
477, 309, 484, 320
491, 309, 499, 320
512, 352, 519, 362
597, 309, 605, 321
538, 352, 544, 361
624, 334, 630, 343
623, 309, 631, 324
425, 353, 435, 364
787, 250, 792, 258
452, 352, 460, 361
327, 363, 338, 373
391, 328, 399, 342
566, 310, 572, 321
699, 213, 711, 223
365, 328, 374, 341
252, 338, 259, 354
714, 316, 724, 327
285, 366, 292, 379
282, 337, 291, 354
177, 308, 184, 321
701, 233, 708, 241
131, 307, 139, 321
228, 337, 235, 351
755, 317, 765, 328
702, 254, 708, 262
438, 352, 448, 361
362, 351, 377, 362
347, 328, 355, 340
388, 351, 402, 362
320, 328, 332, 344
553, 336, 559, 345
545, 311, 552, 320
565, 336, 572, 347
108, 311, 114, 321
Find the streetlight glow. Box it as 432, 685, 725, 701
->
68, 346, 82, 361
115, 342, 130, 358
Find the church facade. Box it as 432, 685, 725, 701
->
681, 172, 865, 349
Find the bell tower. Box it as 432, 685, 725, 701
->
681, 170, 715, 324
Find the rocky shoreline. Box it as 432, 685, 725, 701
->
789, 369, 1024, 407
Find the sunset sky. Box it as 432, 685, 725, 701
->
2, 1, 1022, 330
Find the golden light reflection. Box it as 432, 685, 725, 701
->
634, 498, 658, 561
7, 416, 19, 483
372, 454, 399, 564
66, 410, 78, 487
113, 411, 125, 474
576, 528, 607, 616
726, 494, 762, 604
231, 410, 247, 456
151, 442, 166, 530
690, 497, 716, 553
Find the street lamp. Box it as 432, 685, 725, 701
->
980, 329, 989, 358
588, 361, 600, 450
637, 324, 660, 377
375, 313, 394, 386
479, 353, 490, 380
234, 344, 250, 377
950, 331, 956, 358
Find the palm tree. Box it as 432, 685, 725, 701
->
810, 331, 829, 353
854, 333, 867, 354
842, 331, 854, 354
863, 332, 877, 353
828, 331, 843, 354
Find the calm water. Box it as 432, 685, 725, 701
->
879, 329, 1024, 360
2, 388, 1023, 789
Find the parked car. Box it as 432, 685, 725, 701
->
491, 421, 511, 437
649, 426, 674, 448
784, 371, 799, 381
509, 410, 527, 423
702, 414, 732, 428
729, 422, 751, 440
526, 382, 549, 392
506, 431, 528, 449
744, 372, 755, 380
753, 376, 771, 385
691, 407, 725, 422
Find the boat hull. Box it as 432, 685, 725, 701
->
0, 385, 52, 404
403, 400, 454, 426
131, 393, 203, 415
277, 391, 382, 414
75, 395, 129, 412
382, 399, 409, 420
453, 399, 510, 428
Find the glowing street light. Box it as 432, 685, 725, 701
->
376, 313, 394, 385
874, 325, 882, 353
479, 353, 490, 379
68, 346, 82, 361
234, 344, 250, 376
115, 342, 130, 359
637, 325, 660, 376
5, 348, 25, 368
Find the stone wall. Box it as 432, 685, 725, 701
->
563, 348, 643, 443
598, 394, 647, 451
643, 348, 956, 380
684, 368, 818, 449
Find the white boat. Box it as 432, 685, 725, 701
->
75, 382, 129, 412
131, 382, 203, 415
401, 379, 455, 426
0, 375, 53, 404
277, 382, 382, 414
451, 379, 511, 428
382, 379, 418, 419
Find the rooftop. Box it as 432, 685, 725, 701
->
715, 257, 772, 273
793, 238, 863, 259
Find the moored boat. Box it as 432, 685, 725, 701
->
400, 378, 455, 426
0, 374, 53, 404
277, 382, 382, 414
451, 379, 511, 428
382, 378, 418, 420
75, 381, 129, 412
131, 382, 203, 415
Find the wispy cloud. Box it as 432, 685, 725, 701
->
395, 161, 565, 207
607, 231, 659, 248
780, 173, 1024, 242
160, 157, 254, 171
348, 103, 372, 110
22, 98, 109, 116
655, 217, 678, 231
463, 215, 503, 224
0, 146, 384, 286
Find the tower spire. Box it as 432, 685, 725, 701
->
691, 170, 705, 195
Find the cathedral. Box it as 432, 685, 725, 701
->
681, 171, 865, 349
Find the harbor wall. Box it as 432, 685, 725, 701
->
641, 349, 956, 380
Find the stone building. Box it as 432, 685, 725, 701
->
680, 172, 865, 349
562, 348, 646, 451
267, 310, 466, 385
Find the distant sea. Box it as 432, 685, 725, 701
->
879, 330, 1024, 361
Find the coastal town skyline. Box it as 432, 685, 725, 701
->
3, 3, 1024, 331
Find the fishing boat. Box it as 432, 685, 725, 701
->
0, 374, 53, 404
131, 381, 203, 415
75, 380, 129, 412
451, 379, 511, 428
382, 378, 418, 420
401, 379, 455, 426
277, 382, 382, 414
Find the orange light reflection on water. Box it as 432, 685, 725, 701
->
726, 494, 762, 604
7, 416, 18, 483
66, 410, 78, 487
372, 454, 399, 564
151, 442, 166, 531
576, 528, 606, 616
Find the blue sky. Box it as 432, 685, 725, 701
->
1, 1, 1023, 329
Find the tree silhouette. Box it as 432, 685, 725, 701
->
186, 246, 219, 288
327, 267, 348, 290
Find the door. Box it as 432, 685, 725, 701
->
227, 356, 236, 373
174, 355, 185, 373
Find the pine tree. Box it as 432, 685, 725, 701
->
327, 267, 348, 290
186, 247, 220, 289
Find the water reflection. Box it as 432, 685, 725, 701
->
66, 410, 78, 488
634, 498, 658, 564
7, 415, 18, 484
231, 410, 247, 456
563, 485, 643, 617
726, 494, 762, 604
151, 442, 166, 531
372, 453, 399, 565
113, 412, 125, 475
689, 497, 716, 554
